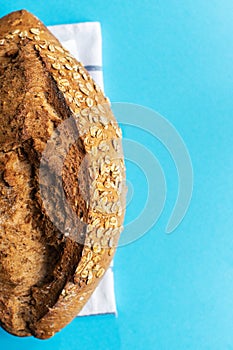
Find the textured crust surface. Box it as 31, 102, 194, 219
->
0, 10, 126, 339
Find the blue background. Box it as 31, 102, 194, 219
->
0, 1, 233, 349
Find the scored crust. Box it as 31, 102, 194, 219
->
0, 10, 126, 339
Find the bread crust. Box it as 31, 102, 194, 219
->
0, 10, 125, 339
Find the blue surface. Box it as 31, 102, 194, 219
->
0, 1, 233, 349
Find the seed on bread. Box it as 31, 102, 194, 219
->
30, 27, 40, 35
96, 267, 105, 278
52, 62, 61, 70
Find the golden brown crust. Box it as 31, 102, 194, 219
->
0, 10, 126, 339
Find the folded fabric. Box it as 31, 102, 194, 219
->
48, 22, 116, 316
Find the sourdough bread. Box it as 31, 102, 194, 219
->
0, 10, 126, 339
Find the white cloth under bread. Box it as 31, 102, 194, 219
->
48, 22, 116, 316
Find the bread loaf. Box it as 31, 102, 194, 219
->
0, 10, 126, 339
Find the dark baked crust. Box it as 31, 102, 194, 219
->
0, 10, 126, 339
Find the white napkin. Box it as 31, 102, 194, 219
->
48, 22, 116, 316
